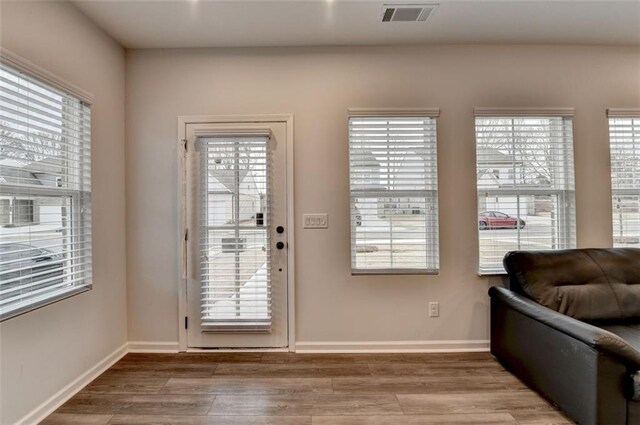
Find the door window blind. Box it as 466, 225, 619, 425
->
349, 115, 439, 274
608, 111, 640, 247
0, 61, 92, 320
197, 136, 271, 331
475, 114, 576, 274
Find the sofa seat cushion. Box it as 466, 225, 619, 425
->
503, 248, 640, 321
600, 323, 640, 353
596, 323, 640, 402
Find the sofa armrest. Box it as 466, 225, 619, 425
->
490, 286, 634, 425
489, 286, 640, 370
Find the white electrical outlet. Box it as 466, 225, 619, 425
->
429, 301, 440, 318
303, 214, 328, 229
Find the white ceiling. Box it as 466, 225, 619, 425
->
72, 0, 640, 49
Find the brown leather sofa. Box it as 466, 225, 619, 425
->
490, 248, 640, 425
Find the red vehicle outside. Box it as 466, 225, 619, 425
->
478, 211, 525, 230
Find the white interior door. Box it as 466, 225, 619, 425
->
184, 121, 288, 348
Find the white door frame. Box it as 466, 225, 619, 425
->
177, 114, 295, 352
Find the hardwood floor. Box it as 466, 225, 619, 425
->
42, 352, 573, 425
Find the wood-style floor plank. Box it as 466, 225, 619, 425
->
161, 377, 333, 395
213, 362, 371, 378
332, 375, 507, 394
209, 394, 403, 416
96, 370, 213, 380
311, 413, 518, 425
107, 415, 311, 424
56, 394, 215, 416
167, 352, 265, 363
104, 361, 217, 379
488, 369, 530, 391
511, 411, 574, 424
83, 376, 169, 394
260, 353, 420, 364
40, 413, 113, 425
119, 353, 179, 362
397, 391, 554, 415
368, 363, 497, 377
400, 352, 494, 363
41, 352, 574, 424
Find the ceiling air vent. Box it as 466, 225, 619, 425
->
381, 4, 438, 22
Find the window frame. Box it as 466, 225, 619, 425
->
348, 108, 440, 275
474, 108, 577, 275
607, 108, 640, 248
0, 50, 93, 321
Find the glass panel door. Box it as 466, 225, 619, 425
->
185, 121, 288, 349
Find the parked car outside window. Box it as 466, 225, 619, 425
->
478, 211, 525, 230
0, 243, 65, 304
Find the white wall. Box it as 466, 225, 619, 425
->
125, 45, 639, 349
0, 2, 127, 423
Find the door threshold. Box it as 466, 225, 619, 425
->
184, 347, 291, 353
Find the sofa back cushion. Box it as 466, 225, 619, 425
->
503, 248, 640, 320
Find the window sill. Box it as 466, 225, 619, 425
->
0, 284, 92, 322
478, 271, 508, 277
352, 269, 439, 276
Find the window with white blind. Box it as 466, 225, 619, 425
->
608, 109, 640, 248
475, 109, 576, 274
196, 135, 271, 330
0, 58, 92, 321
349, 111, 439, 274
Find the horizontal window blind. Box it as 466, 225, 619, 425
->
475, 115, 576, 274
0, 61, 92, 320
349, 116, 439, 274
608, 114, 640, 248
197, 136, 272, 331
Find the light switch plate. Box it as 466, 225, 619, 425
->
303, 213, 328, 229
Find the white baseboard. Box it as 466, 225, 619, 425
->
126, 340, 489, 354
295, 339, 490, 353
186, 347, 290, 352
15, 342, 128, 425
127, 341, 180, 353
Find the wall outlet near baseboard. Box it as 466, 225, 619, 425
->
429, 301, 440, 318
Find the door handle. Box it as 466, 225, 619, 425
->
276, 241, 285, 250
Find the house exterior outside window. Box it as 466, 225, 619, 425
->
0, 198, 38, 226
475, 108, 576, 274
